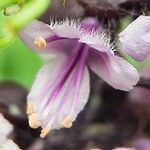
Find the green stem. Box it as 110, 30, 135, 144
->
0, 0, 18, 10
10, 0, 51, 32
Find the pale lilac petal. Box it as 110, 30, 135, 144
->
20, 18, 115, 56
28, 54, 90, 130
50, 18, 115, 55
20, 20, 77, 55
88, 50, 139, 91
49, 65, 90, 130
49, 18, 101, 39
79, 18, 115, 54
49, 18, 99, 39
50, 19, 81, 39
79, 30, 115, 54
119, 16, 150, 61
27, 56, 67, 103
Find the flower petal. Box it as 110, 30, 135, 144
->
79, 34, 114, 54
88, 50, 139, 91
50, 18, 115, 55
27, 56, 66, 102
50, 19, 81, 39
119, 16, 150, 61
79, 29, 115, 54
20, 20, 77, 55
27, 55, 90, 132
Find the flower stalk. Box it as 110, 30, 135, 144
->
0, 0, 18, 10
0, 0, 51, 48
10, 0, 51, 32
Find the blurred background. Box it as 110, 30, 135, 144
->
0, 0, 150, 149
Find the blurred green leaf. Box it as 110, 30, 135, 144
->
0, 37, 44, 89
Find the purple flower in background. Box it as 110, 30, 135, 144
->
132, 138, 150, 150
20, 17, 139, 138
119, 15, 150, 61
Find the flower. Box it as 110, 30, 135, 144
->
119, 15, 150, 61
132, 138, 150, 150
20, 17, 139, 138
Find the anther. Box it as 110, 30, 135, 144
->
40, 127, 51, 138
61, 115, 73, 128
34, 36, 46, 49
26, 102, 34, 115
28, 113, 40, 129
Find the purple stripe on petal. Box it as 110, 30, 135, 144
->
36, 43, 83, 118
46, 35, 66, 42
37, 44, 90, 128
71, 45, 89, 115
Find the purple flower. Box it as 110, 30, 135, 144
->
119, 15, 150, 61
20, 17, 139, 138
132, 138, 150, 150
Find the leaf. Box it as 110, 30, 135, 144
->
0, 37, 44, 89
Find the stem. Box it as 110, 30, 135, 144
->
10, 0, 51, 32
0, 0, 18, 10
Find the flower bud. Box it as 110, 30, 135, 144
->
0, 23, 15, 48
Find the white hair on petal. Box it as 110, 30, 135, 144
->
49, 17, 80, 29
49, 17, 116, 52
80, 28, 117, 52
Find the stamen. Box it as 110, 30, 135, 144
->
61, 115, 73, 128
34, 36, 47, 49
26, 102, 34, 115
28, 113, 41, 129
40, 127, 51, 138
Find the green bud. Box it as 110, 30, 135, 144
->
0, 0, 51, 48
0, 23, 15, 48
0, 0, 18, 11
4, 4, 22, 16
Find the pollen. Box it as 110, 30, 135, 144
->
34, 36, 47, 49
40, 127, 51, 138
26, 102, 34, 115
61, 115, 73, 128
28, 113, 41, 129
